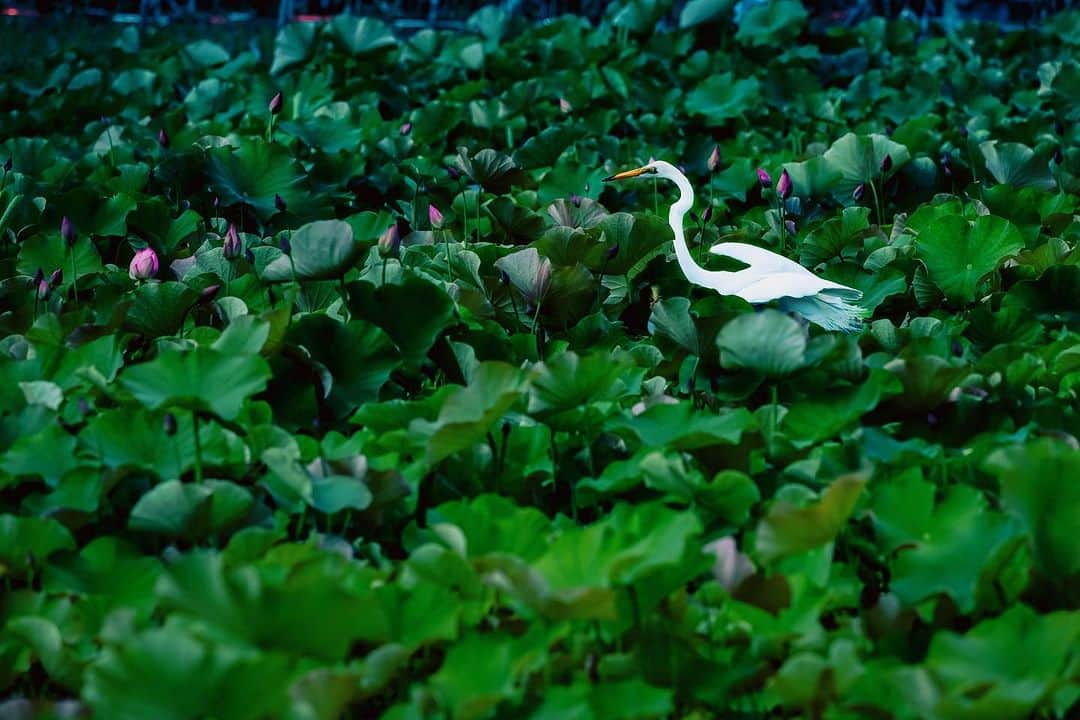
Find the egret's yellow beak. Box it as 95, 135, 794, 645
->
603, 166, 651, 182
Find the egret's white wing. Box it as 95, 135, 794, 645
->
733, 272, 839, 304
708, 242, 805, 274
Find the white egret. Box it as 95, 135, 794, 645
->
603, 160, 867, 333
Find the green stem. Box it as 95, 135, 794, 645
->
192, 412, 204, 484
338, 276, 350, 320
533, 298, 544, 359
507, 285, 520, 328
769, 383, 779, 457
69, 247, 78, 309
868, 179, 883, 229
267, 115, 275, 143
778, 197, 786, 254
443, 230, 455, 283
381, 257, 388, 286
653, 175, 659, 216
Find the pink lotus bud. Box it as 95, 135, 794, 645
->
129, 247, 159, 280
400, 122, 412, 135
534, 257, 552, 300
158, 127, 170, 149
32, 267, 44, 285
49, 268, 63, 287
702, 205, 713, 224
756, 168, 771, 188
559, 98, 571, 113
61, 216, 76, 246
707, 145, 721, 172
378, 223, 400, 259
37, 279, 50, 300
223, 223, 242, 259
570, 194, 581, 207
428, 204, 444, 229
274, 193, 287, 212
853, 183, 865, 201
200, 284, 221, 303
705, 537, 754, 592
776, 169, 793, 199
269, 91, 283, 115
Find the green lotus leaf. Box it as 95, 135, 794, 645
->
680, 0, 735, 27
980, 140, 1056, 191
270, 22, 318, 74
121, 346, 271, 421
684, 73, 761, 125
755, 470, 868, 562
261, 220, 360, 281
822, 133, 910, 196
329, 15, 397, 55
917, 214, 1023, 304
735, 0, 807, 46
453, 147, 525, 194
717, 309, 807, 376
0, 515, 75, 576
206, 138, 308, 220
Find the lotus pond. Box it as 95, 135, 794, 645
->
1, 3, 1079, 718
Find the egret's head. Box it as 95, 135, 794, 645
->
603, 159, 680, 183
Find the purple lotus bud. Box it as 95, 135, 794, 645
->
559, 98, 571, 113
959, 125, 969, 139
49, 268, 63, 287
689, 211, 699, 226
32, 267, 44, 285
447, 165, 461, 180
429, 204, 444, 229
399, 122, 412, 135
941, 153, 953, 177
163, 412, 177, 436
702, 205, 713, 224
61, 216, 76, 246
707, 145, 721, 172
534, 257, 552, 300
129, 247, 159, 280
1054, 145, 1063, 165
785, 219, 796, 236
274, 194, 287, 212
212, 195, 220, 210
269, 90, 283, 115
36, 279, 50, 300
200, 284, 222, 303
78, 397, 91, 416
776, 169, 793, 199
607, 243, 619, 260
378, 224, 400, 259
244, 248, 255, 264
853, 183, 865, 201
570, 194, 582, 207
880, 154, 893, 173
158, 127, 170, 149
223, 223, 242, 259
3, 157, 11, 172
756, 167, 771, 188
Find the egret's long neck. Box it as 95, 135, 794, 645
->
665, 170, 713, 287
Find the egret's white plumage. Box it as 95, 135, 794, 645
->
604, 160, 867, 333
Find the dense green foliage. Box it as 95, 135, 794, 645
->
2, 3, 1080, 718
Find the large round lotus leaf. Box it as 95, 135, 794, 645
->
735, 0, 807, 46
979, 141, 1056, 191
206, 138, 307, 220
329, 15, 396, 55
270, 22, 318, 75
822, 133, 910, 196
917, 214, 1023, 304
120, 346, 271, 421
123, 281, 200, 338
261, 220, 360, 282
453, 147, 524, 194
717, 310, 807, 376
684, 73, 761, 125
680, 0, 735, 28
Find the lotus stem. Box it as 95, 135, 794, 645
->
868, 179, 883, 229
69, 247, 78, 309
192, 411, 203, 484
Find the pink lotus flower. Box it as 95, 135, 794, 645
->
429, 204, 444, 229
223, 223, 242, 259
400, 122, 412, 135
129, 247, 159, 280
559, 98, 571, 113
756, 168, 771, 188
378, 224, 400, 258
776, 169, 793, 199
268, 91, 283, 115
61, 216, 76, 246
707, 145, 721, 172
